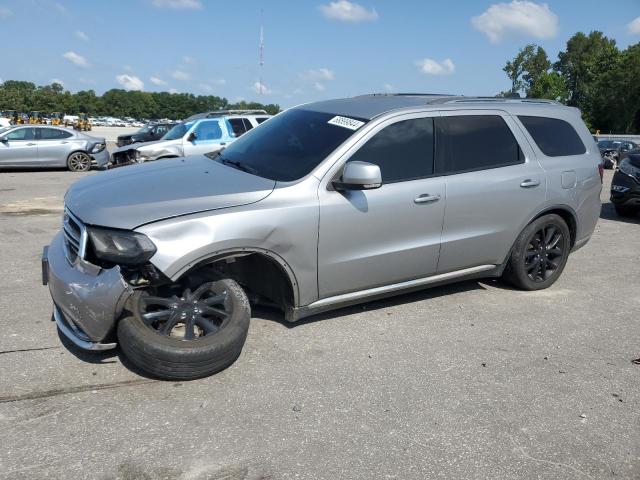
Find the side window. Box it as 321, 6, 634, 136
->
435, 115, 523, 174
242, 118, 254, 131
5, 128, 35, 141
348, 117, 434, 183
256, 117, 269, 124
193, 120, 222, 141
39, 128, 72, 140
227, 119, 247, 137
518, 116, 586, 157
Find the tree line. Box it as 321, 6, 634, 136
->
501, 31, 640, 134
0, 80, 281, 120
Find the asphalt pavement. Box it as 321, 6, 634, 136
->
0, 168, 638, 479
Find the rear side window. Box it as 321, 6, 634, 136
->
518, 116, 586, 157
256, 117, 269, 124
348, 117, 434, 183
227, 118, 247, 137
435, 115, 523, 174
39, 128, 72, 140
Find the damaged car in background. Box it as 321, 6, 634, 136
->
42, 94, 601, 381
110, 110, 271, 167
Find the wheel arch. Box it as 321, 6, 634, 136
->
171, 247, 300, 317
529, 206, 578, 248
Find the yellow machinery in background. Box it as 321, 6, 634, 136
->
51, 112, 63, 126
28, 111, 44, 124
74, 113, 92, 131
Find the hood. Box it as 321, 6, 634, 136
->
65, 156, 276, 230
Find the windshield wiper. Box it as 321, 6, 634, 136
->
220, 158, 258, 175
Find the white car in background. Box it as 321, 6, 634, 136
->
0, 117, 10, 128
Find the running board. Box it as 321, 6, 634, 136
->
289, 264, 496, 321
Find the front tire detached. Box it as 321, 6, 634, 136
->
118, 278, 251, 380
502, 214, 571, 291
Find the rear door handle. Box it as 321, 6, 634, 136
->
520, 179, 540, 188
414, 194, 441, 204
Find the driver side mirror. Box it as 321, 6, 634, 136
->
187, 132, 197, 142
0, 137, 7, 143
333, 161, 382, 191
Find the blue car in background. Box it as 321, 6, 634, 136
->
110, 109, 271, 166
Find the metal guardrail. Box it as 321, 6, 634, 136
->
594, 134, 640, 142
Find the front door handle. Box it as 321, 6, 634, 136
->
26, 142, 36, 146
414, 194, 441, 204
520, 179, 540, 188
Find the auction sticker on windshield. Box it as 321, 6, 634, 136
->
327, 116, 365, 131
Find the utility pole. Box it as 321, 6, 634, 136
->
259, 9, 264, 95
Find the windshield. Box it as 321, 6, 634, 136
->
137, 125, 154, 134
162, 121, 194, 140
0, 126, 12, 136
217, 109, 366, 182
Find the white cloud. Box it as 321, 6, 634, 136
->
171, 70, 190, 81
50, 78, 64, 86
252, 81, 272, 95
472, 1, 558, 44
123, 64, 133, 72
627, 17, 640, 35
150, 76, 168, 86
151, 0, 202, 9
182, 55, 196, 64
300, 68, 335, 82
416, 58, 455, 75
301, 68, 335, 92
383, 83, 396, 92
200, 79, 226, 91
62, 51, 90, 68
169, 88, 180, 94
75, 30, 89, 41
319, 1, 378, 23
0, 6, 12, 18
116, 74, 144, 91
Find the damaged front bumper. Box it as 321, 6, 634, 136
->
42, 232, 132, 350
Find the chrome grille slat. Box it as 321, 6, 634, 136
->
62, 208, 87, 262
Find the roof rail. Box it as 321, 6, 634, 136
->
356, 93, 455, 98
185, 109, 268, 121
430, 96, 561, 106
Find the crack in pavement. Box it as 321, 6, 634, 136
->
0, 378, 156, 403
0, 346, 61, 355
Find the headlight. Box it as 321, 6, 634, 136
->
618, 158, 639, 176
91, 142, 106, 153
88, 227, 156, 265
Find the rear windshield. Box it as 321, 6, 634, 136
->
216, 109, 366, 182
518, 116, 586, 157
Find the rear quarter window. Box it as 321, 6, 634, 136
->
518, 116, 586, 157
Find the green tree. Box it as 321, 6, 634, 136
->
503, 44, 551, 96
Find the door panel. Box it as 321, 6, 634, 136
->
36, 129, 74, 166
0, 128, 38, 166
435, 111, 546, 272
317, 113, 445, 299
182, 120, 227, 156
318, 179, 446, 298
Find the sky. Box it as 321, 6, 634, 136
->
0, 0, 639, 107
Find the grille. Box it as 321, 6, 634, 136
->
62, 209, 87, 261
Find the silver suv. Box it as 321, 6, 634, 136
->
42, 94, 602, 380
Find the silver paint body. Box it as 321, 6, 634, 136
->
0, 125, 108, 168
45, 96, 602, 347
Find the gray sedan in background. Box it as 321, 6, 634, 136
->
0, 125, 108, 171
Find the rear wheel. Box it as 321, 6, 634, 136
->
502, 214, 571, 290
67, 152, 91, 172
118, 278, 250, 380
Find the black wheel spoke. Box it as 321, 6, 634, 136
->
136, 284, 232, 340
200, 305, 228, 319
544, 226, 556, 245
203, 293, 227, 306
195, 315, 219, 334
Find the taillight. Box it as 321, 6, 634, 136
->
598, 162, 604, 183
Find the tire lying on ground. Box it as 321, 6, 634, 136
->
502, 214, 571, 291
118, 278, 251, 380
